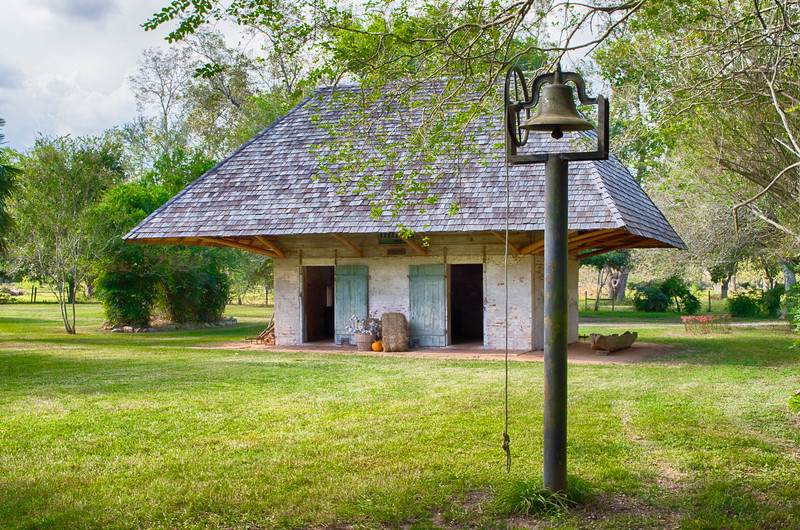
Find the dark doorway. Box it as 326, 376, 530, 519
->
450, 264, 484, 343
304, 266, 335, 342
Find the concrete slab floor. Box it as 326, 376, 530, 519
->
214, 340, 681, 365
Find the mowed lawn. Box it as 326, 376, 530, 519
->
1, 304, 799, 529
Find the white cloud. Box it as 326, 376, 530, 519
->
0, 0, 175, 150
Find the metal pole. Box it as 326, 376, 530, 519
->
543, 154, 568, 493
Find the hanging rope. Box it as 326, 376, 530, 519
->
502, 116, 512, 474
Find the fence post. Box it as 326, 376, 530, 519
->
708, 290, 711, 312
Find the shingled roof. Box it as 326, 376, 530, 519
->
124, 83, 685, 257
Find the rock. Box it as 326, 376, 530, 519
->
122, 326, 133, 333
111, 329, 123, 333
146, 328, 156, 333
203, 323, 211, 328
165, 325, 176, 331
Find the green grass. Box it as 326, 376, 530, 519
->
1, 304, 799, 528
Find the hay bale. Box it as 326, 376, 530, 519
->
382, 313, 409, 352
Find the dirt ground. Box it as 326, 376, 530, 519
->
212, 340, 681, 365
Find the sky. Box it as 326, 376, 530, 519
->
0, 0, 180, 151
0, 0, 598, 153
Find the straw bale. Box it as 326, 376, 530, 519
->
382, 313, 409, 352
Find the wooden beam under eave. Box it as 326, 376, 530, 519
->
402, 236, 428, 256
578, 241, 641, 260
490, 231, 521, 256
569, 231, 635, 254
521, 228, 625, 255
254, 235, 285, 258
199, 237, 280, 258
331, 234, 364, 257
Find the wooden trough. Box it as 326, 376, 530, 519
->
589, 331, 638, 354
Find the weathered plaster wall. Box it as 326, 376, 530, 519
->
274, 258, 302, 345
484, 254, 533, 350
272, 231, 580, 350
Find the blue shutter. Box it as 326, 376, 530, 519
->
409, 264, 447, 346
334, 265, 369, 345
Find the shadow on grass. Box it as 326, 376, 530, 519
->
0, 316, 55, 325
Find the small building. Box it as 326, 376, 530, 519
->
125, 84, 684, 350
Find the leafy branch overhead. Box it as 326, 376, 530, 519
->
143, 1, 645, 227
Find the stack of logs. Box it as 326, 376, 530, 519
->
245, 317, 275, 345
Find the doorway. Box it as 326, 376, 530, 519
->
450, 264, 484, 344
303, 266, 335, 342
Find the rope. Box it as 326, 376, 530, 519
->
502, 116, 512, 474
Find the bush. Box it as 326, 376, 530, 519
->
633, 283, 669, 312
727, 292, 760, 317
161, 264, 230, 324
760, 284, 785, 316
95, 268, 158, 327
682, 293, 701, 315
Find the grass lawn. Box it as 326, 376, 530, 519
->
1, 303, 799, 529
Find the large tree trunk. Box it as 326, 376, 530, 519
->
784, 262, 797, 290
720, 277, 730, 299
594, 269, 603, 311
614, 271, 630, 300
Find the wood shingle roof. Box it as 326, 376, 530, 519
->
124, 83, 685, 255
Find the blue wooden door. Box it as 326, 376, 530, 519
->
409, 264, 447, 346
334, 265, 369, 345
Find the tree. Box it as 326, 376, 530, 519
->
0, 119, 20, 256
129, 47, 193, 157
581, 250, 633, 310
13, 135, 124, 333
595, 1, 800, 252
142, 1, 647, 227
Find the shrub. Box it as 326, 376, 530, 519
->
633, 283, 669, 312
160, 264, 230, 324
727, 292, 760, 317
760, 284, 785, 316
682, 292, 701, 315
95, 268, 158, 327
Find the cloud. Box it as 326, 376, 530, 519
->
0, 63, 24, 90
38, 0, 118, 22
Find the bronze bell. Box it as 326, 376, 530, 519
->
520, 83, 593, 139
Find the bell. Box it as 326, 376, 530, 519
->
520, 83, 593, 139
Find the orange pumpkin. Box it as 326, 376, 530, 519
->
371, 340, 383, 352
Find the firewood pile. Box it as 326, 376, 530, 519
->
245, 316, 275, 345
